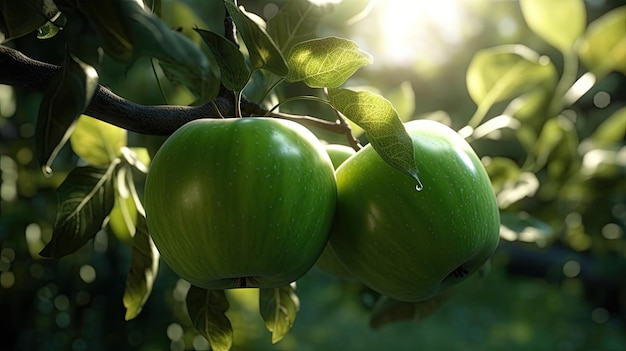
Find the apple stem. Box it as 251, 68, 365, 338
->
452, 266, 470, 279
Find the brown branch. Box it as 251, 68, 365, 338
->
0, 45, 357, 141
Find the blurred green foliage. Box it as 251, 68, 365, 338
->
1, 0, 625, 350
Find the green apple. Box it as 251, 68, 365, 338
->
144, 117, 337, 289
315, 144, 356, 279
329, 119, 500, 302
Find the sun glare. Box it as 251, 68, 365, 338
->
360, 0, 476, 68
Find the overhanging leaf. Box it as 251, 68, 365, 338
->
328, 88, 420, 183
466, 45, 557, 105
36, 53, 99, 174
369, 290, 456, 329
119, 0, 211, 78
520, 0, 586, 53
195, 28, 250, 92
578, 6, 626, 76
75, 1, 133, 61
186, 286, 233, 351
224, 1, 288, 76
70, 115, 127, 166
286, 37, 372, 88
0, 0, 59, 43
39, 162, 118, 258
259, 284, 300, 344
267, 0, 328, 54
123, 213, 159, 320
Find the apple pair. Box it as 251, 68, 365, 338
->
144, 117, 499, 301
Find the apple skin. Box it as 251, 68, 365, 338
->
329, 119, 500, 302
144, 117, 337, 289
315, 144, 356, 278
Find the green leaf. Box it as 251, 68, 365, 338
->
466, 45, 557, 105
158, 60, 220, 102
267, 0, 328, 54
36, 54, 99, 174
369, 290, 456, 329
259, 284, 300, 344
499, 212, 554, 244
520, 0, 586, 53
75, 1, 134, 61
39, 162, 117, 258
0, 0, 59, 43
589, 107, 626, 148
70, 115, 127, 166
119, 1, 211, 78
37, 21, 60, 39
123, 213, 159, 320
286, 37, 372, 88
533, 115, 579, 182
186, 286, 233, 351
195, 29, 250, 92
578, 6, 626, 76
328, 88, 420, 183
224, 1, 288, 76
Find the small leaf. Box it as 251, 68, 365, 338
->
195, 28, 250, 92
328, 88, 419, 182
267, 0, 329, 54
224, 1, 289, 76
108, 188, 138, 242
123, 213, 159, 320
578, 6, 626, 76
588, 107, 626, 148
36, 53, 99, 174
369, 290, 456, 329
37, 21, 60, 39
286, 37, 372, 88
40, 162, 118, 258
186, 286, 233, 351
466, 45, 557, 105
70, 115, 127, 166
520, 0, 586, 53
0, 0, 59, 43
108, 164, 139, 242
534, 115, 577, 171
259, 284, 300, 344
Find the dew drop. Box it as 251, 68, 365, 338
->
415, 177, 424, 192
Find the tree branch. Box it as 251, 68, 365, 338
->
0, 45, 357, 141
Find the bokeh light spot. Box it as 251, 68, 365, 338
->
562, 260, 581, 278
193, 335, 210, 351
601, 223, 623, 240
591, 307, 610, 324
0, 271, 15, 288
79, 265, 96, 283
167, 323, 184, 341
592, 91, 610, 108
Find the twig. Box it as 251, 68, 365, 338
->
0, 45, 357, 139
324, 88, 362, 151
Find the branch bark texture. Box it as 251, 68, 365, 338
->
0, 45, 360, 148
